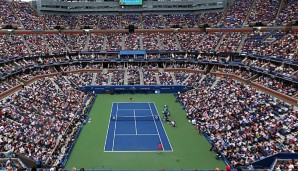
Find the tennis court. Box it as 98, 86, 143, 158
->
104, 102, 172, 152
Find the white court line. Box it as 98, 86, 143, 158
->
111, 103, 118, 151
148, 102, 164, 151
104, 150, 173, 153
117, 109, 151, 111
134, 109, 138, 135
116, 102, 155, 104
103, 102, 114, 151
115, 134, 159, 136
152, 102, 173, 151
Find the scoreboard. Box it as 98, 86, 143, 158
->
119, 0, 142, 5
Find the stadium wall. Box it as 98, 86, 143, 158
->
79, 85, 193, 94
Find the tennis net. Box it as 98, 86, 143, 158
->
111, 115, 160, 121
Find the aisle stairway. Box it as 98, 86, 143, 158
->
20, 35, 32, 54
211, 77, 221, 88
108, 73, 112, 85
139, 68, 144, 85
170, 72, 177, 84
124, 68, 128, 85
49, 78, 63, 93
121, 35, 125, 50
139, 34, 144, 50
84, 34, 90, 50
173, 34, 181, 50
182, 73, 194, 85
155, 73, 161, 85
214, 34, 225, 51
103, 35, 107, 50
157, 35, 162, 50
59, 34, 71, 51
237, 33, 248, 52
198, 75, 206, 84
92, 73, 97, 85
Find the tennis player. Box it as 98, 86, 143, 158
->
158, 142, 163, 154
130, 97, 133, 102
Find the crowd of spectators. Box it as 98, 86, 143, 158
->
127, 65, 140, 85
0, 158, 25, 170
44, 34, 69, 53
177, 32, 205, 51
0, 77, 87, 166
200, 74, 217, 87
174, 71, 191, 85
212, 66, 254, 80
241, 32, 271, 54
18, 67, 57, 81
95, 71, 109, 85
106, 33, 123, 51
61, 64, 84, 72
274, 159, 298, 171
0, 0, 297, 30
197, 12, 223, 27
0, 35, 29, 59
142, 14, 164, 29
12, 1, 46, 30
275, 65, 297, 78
0, 30, 297, 62
244, 58, 277, 72
270, 33, 298, 61
87, 34, 105, 51
183, 14, 198, 28
254, 76, 298, 97
143, 67, 158, 85
177, 77, 298, 167
110, 69, 124, 85
0, 82, 9, 93
0, 0, 22, 27
197, 33, 223, 52
241, 31, 297, 61
42, 14, 80, 30
54, 74, 73, 92
121, 15, 142, 29
78, 15, 99, 29
246, 0, 279, 26
247, 60, 296, 79
159, 33, 180, 50
217, 33, 244, 52
158, 71, 174, 85
185, 73, 203, 86
220, 0, 253, 28
163, 14, 187, 28
60, 34, 88, 51
23, 35, 50, 54
98, 15, 121, 30
142, 33, 159, 50
124, 33, 141, 50
66, 72, 94, 87
277, 0, 298, 26
5, 77, 21, 88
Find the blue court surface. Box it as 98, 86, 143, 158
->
104, 102, 173, 152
